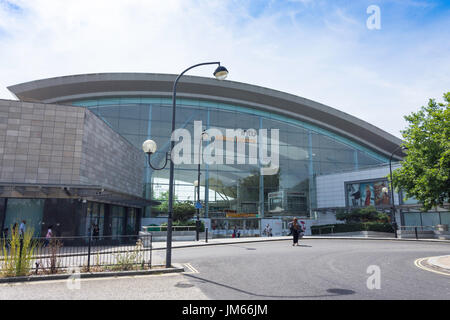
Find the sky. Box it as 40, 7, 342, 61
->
0, 0, 449, 139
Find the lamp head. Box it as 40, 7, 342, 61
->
142, 140, 157, 154
201, 131, 209, 139
213, 65, 228, 80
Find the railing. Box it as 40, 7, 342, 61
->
0, 234, 153, 277
142, 225, 198, 232
398, 225, 436, 240
399, 225, 435, 231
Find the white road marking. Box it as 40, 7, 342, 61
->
183, 263, 199, 274
414, 257, 450, 277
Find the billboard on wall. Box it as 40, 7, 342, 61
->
346, 179, 391, 207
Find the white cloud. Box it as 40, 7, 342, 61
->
0, 0, 449, 138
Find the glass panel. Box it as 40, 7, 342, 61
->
4, 199, 45, 237
126, 208, 137, 235
440, 213, 450, 227
403, 212, 421, 226
421, 212, 440, 227
111, 206, 125, 238
76, 98, 390, 223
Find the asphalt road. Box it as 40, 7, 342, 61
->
172, 239, 450, 300
0, 239, 449, 300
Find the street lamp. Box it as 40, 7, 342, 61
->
388, 145, 408, 238
195, 131, 209, 241
142, 62, 228, 268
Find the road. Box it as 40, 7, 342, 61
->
0, 239, 449, 300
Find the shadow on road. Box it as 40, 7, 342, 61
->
183, 274, 356, 299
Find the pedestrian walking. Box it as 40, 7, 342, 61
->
19, 220, 26, 237
289, 217, 302, 246
267, 224, 272, 237
93, 224, 99, 237
44, 226, 53, 247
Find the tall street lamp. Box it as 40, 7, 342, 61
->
195, 131, 209, 241
387, 145, 408, 238
142, 62, 228, 267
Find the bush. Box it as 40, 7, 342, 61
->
1, 226, 39, 277
335, 206, 391, 223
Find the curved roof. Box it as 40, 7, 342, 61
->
7, 73, 403, 159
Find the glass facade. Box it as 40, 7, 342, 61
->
72, 98, 388, 220
81, 202, 105, 237
111, 205, 125, 239
3, 199, 45, 237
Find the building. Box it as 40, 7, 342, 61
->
0, 99, 157, 238
316, 163, 450, 229
2, 73, 406, 237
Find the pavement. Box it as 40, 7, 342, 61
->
151, 235, 450, 275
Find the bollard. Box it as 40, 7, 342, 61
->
414, 227, 418, 240
205, 227, 208, 243
87, 231, 92, 272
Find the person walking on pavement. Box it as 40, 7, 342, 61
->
44, 225, 53, 247
19, 220, 26, 237
289, 217, 302, 246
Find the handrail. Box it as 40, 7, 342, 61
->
142, 226, 198, 232
398, 225, 436, 231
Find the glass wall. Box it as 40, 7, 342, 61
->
72, 98, 388, 220
3, 199, 45, 237
82, 202, 105, 237
126, 208, 137, 235
111, 205, 125, 239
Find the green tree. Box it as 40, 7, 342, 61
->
154, 190, 196, 222
173, 201, 196, 222
392, 92, 450, 211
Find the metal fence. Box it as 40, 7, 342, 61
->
0, 234, 153, 276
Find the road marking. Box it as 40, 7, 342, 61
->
183, 263, 199, 274
414, 257, 450, 277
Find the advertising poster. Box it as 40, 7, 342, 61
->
347, 180, 390, 207
347, 183, 361, 207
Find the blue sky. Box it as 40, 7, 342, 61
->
0, 0, 449, 138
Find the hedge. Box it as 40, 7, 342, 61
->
311, 223, 394, 235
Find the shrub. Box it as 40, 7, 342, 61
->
1, 226, 39, 277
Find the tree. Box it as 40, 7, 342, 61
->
392, 92, 450, 211
172, 201, 196, 222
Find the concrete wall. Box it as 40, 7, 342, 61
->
0, 99, 143, 197
80, 109, 144, 196
0, 99, 85, 184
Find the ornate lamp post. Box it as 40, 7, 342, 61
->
142, 63, 228, 267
